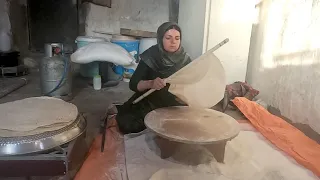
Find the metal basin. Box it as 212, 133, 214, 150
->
0, 114, 86, 156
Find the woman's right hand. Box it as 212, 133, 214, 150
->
150, 77, 166, 90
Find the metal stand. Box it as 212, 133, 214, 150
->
100, 104, 120, 152
0, 132, 88, 179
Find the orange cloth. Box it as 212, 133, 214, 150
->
233, 97, 320, 177
74, 118, 124, 180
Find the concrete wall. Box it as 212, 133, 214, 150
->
178, 0, 208, 60
0, 0, 10, 31
207, 0, 256, 84
0, 0, 11, 51
9, 0, 29, 55
0, 0, 29, 55
178, 0, 256, 79
247, 0, 320, 134
84, 0, 170, 39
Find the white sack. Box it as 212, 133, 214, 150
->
70, 42, 136, 66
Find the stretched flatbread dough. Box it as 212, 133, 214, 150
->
167, 51, 226, 109
149, 168, 229, 180
0, 97, 78, 133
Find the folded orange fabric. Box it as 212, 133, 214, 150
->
233, 97, 320, 177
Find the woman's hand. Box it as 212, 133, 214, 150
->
150, 77, 166, 90
136, 77, 166, 92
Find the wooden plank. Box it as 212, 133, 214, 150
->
120, 28, 157, 38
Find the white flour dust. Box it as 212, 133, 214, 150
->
124, 130, 319, 180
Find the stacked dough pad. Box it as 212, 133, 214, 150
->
0, 97, 78, 137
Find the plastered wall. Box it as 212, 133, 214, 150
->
247, 0, 320, 134
178, 0, 255, 84
178, 0, 207, 60
84, 0, 170, 39
207, 0, 256, 84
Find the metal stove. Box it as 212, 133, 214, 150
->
0, 114, 88, 179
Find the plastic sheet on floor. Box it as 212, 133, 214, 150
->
124, 128, 318, 180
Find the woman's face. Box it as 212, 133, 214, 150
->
162, 29, 181, 53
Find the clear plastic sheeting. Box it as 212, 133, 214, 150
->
124, 130, 319, 180
74, 118, 318, 180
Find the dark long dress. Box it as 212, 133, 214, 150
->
116, 60, 190, 134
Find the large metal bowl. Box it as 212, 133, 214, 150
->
0, 114, 86, 156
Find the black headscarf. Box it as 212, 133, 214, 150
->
140, 22, 191, 77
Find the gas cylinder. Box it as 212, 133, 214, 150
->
40, 44, 73, 101
44, 43, 63, 57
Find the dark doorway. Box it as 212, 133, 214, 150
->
27, 0, 78, 52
